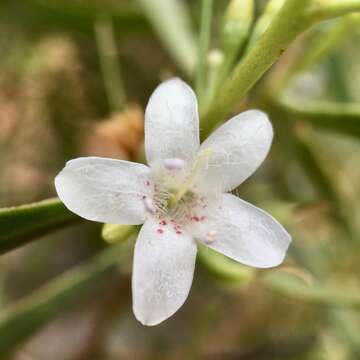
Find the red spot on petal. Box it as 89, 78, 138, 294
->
191, 216, 200, 222
176, 230, 182, 234
146, 180, 150, 186
159, 219, 167, 226
156, 228, 164, 234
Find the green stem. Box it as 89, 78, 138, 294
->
94, 16, 126, 113
278, 14, 360, 94
195, 0, 213, 105
0, 241, 133, 357
310, 0, 360, 20
200, 0, 313, 137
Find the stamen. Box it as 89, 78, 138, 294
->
143, 196, 156, 214
168, 148, 212, 207
205, 230, 217, 244
163, 158, 185, 170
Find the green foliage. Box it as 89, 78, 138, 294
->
102, 224, 136, 244
262, 272, 360, 307
197, 243, 255, 286
1, 0, 360, 356
0, 242, 132, 357
0, 198, 82, 254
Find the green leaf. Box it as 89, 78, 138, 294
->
138, 0, 197, 76
292, 124, 352, 234
102, 224, 136, 244
197, 243, 255, 286
0, 242, 132, 357
0, 198, 83, 254
200, 0, 313, 137
283, 14, 360, 82
280, 98, 360, 139
262, 271, 360, 307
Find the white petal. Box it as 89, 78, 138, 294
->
145, 78, 200, 165
199, 110, 273, 191
55, 157, 151, 224
132, 219, 197, 326
191, 194, 291, 268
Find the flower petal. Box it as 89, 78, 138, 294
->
132, 219, 197, 326
191, 194, 291, 268
145, 78, 200, 165
55, 157, 151, 224
199, 110, 273, 191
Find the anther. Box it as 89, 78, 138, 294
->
163, 158, 185, 170
205, 230, 217, 244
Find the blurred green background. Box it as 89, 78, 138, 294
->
0, 0, 360, 359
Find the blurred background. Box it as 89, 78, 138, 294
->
0, 0, 360, 359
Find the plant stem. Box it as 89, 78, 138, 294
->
195, 0, 213, 105
200, 0, 313, 137
94, 16, 126, 113
309, 0, 360, 20
275, 14, 360, 95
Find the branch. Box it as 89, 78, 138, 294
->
200, 0, 313, 137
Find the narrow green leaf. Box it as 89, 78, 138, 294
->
197, 243, 255, 286
0, 198, 83, 254
285, 15, 360, 80
280, 98, 360, 139
292, 124, 352, 234
102, 224, 136, 244
0, 242, 132, 357
137, 0, 197, 76
195, 0, 213, 104
262, 271, 360, 308
214, 0, 254, 89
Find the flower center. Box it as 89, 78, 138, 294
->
144, 149, 212, 226
167, 148, 211, 208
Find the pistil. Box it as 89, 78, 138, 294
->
168, 148, 211, 208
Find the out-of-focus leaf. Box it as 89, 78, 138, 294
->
293, 123, 352, 234
102, 224, 136, 244
294, 124, 341, 204
279, 98, 360, 138
0, 1, 147, 35
284, 14, 360, 81
197, 243, 255, 286
214, 0, 254, 88
30, 0, 143, 20
0, 198, 83, 254
246, 0, 285, 50
0, 241, 132, 357
138, 0, 197, 75
262, 271, 360, 307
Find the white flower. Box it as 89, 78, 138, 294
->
55, 78, 291, 326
